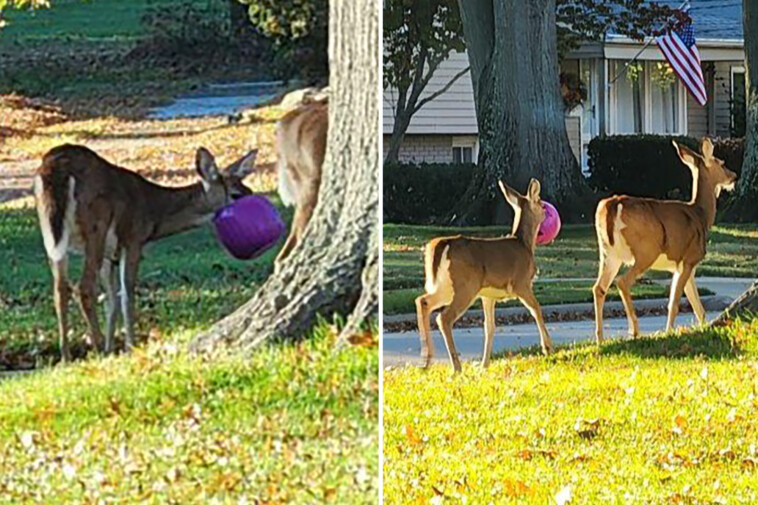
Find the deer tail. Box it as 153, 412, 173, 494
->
424, 240, 451, 293
34, 163, 75, 262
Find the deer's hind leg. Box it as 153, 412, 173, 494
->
593, 252, 622, 344
616, 256, 655, 338
415, 290, 451, 368
436, 283, 478, 373
481, 297, 497, 368
100, 260, 120, 354
51, 257, 72, 362
76, 226, 107, 352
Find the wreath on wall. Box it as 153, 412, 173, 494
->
560, 72, 588, 112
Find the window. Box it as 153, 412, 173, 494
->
731, 66, 746, 137
609, 60, 686, 135
452, 146, 473, 163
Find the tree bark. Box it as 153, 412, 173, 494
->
191, 0, 378, 353
727, 0, 758, 221
450, 0, 591, 225
228, 0, 250, 39
715, 281, 758, 324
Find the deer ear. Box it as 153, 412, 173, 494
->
528, 178, 541, 201
701, 137, 714, 159
228, 149, 258, 178
672, 141, 700, 170
196, 148, 220, 187
498, 180, 521, 210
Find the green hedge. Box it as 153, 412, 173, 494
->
383, 162, 477, 224
587, 135, 744, 200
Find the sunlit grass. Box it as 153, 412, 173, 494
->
383, 318, 758, 504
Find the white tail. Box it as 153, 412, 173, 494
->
592, 137, 737, 343
274, 99, 328, 271
34, 144, 258, 360
415, 179, 553, 372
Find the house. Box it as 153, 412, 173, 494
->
383, 1, 745, 168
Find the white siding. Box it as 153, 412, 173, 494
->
383, 51, 477, 135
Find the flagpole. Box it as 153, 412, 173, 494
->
607, 0, 689, 88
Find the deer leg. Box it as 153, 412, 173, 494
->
481, 297, 497, 367
51, 257, 72, 363
683, 271, 706, 326
592, 254, 622, 344
76, 233, 106, 352
616, 260, 652, 338
275, 183, 318, 272
415, 291, 449, 368
100, 260, 120, 354
119, 247, 141, 351
435, 291, 476, 373
666, 264, 694, 332
516, 288, 553, 355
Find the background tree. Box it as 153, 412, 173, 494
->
726, 0, 758, 222
383, 0, 466, 163
192, 0, 378, 352
449, 0, 675, 224
718, 0, 758, 321
235, 0, 328, 81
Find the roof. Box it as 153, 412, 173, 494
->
607, 0, 743, 42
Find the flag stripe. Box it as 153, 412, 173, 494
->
657, 36, 707, 105
655, 22, 708, 107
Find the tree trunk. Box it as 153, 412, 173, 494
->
450, 0, 591, 225
727, 0, 758, 221
715, 280, 758, 324
192, 0, 378, 353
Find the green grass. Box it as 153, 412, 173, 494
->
0, 201, 289, 365
383, 223, 758, 315
0, 326, 379, 503
1, 0, 209, 41
383, 317, 758, 504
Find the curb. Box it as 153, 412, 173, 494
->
383, 295, 731, 326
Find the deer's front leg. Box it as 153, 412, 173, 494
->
481, 297, 497, 367
517, 290, 553, 355
666, 265, 694, 332
683, 271, 706, 325
119, 248, 141, 351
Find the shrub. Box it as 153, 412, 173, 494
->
587, 135, 744, 200
383, 162, 478, 224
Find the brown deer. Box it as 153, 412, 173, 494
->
274, 99, 328, 272
592, 138, 737, 343
34, 144, 258, 361
415, 179, 554, 372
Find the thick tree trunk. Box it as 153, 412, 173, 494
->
450, 0, 591, 225
228, 0, 250, 39
191, 0, 378, 353
715, 280, 758, 324
727, 0, 758, 221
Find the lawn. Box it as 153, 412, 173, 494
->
0, 326, 379, 504
383, 223, 758, 315
383, 317, 758, 504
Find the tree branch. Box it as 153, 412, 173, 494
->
413, 65, 470, 114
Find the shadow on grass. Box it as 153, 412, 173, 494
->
495, 326, 742, 363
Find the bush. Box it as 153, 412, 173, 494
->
383, 162, 478, 224
587, 135, 744, 200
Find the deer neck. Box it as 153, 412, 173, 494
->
512, 210, 538, 253
690, 172, 718, 228
147, 183, 218, 241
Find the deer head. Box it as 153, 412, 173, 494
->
673, 138, 737, 200
195, 147, 258, 207
499, 178, 545, 247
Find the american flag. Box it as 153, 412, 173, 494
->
655, 16, 707, 106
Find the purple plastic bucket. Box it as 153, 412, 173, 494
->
213, 195, 286, 260
536, 201, 561, 246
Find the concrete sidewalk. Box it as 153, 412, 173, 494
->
382, 277, 753, 367
383, 312, 718, 367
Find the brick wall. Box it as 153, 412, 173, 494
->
383, 135, 453, 163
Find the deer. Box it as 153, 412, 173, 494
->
592, 138, 737, 344
33, 144, 258, 361
274, 99, 328, 272
415, 179, 554, 373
